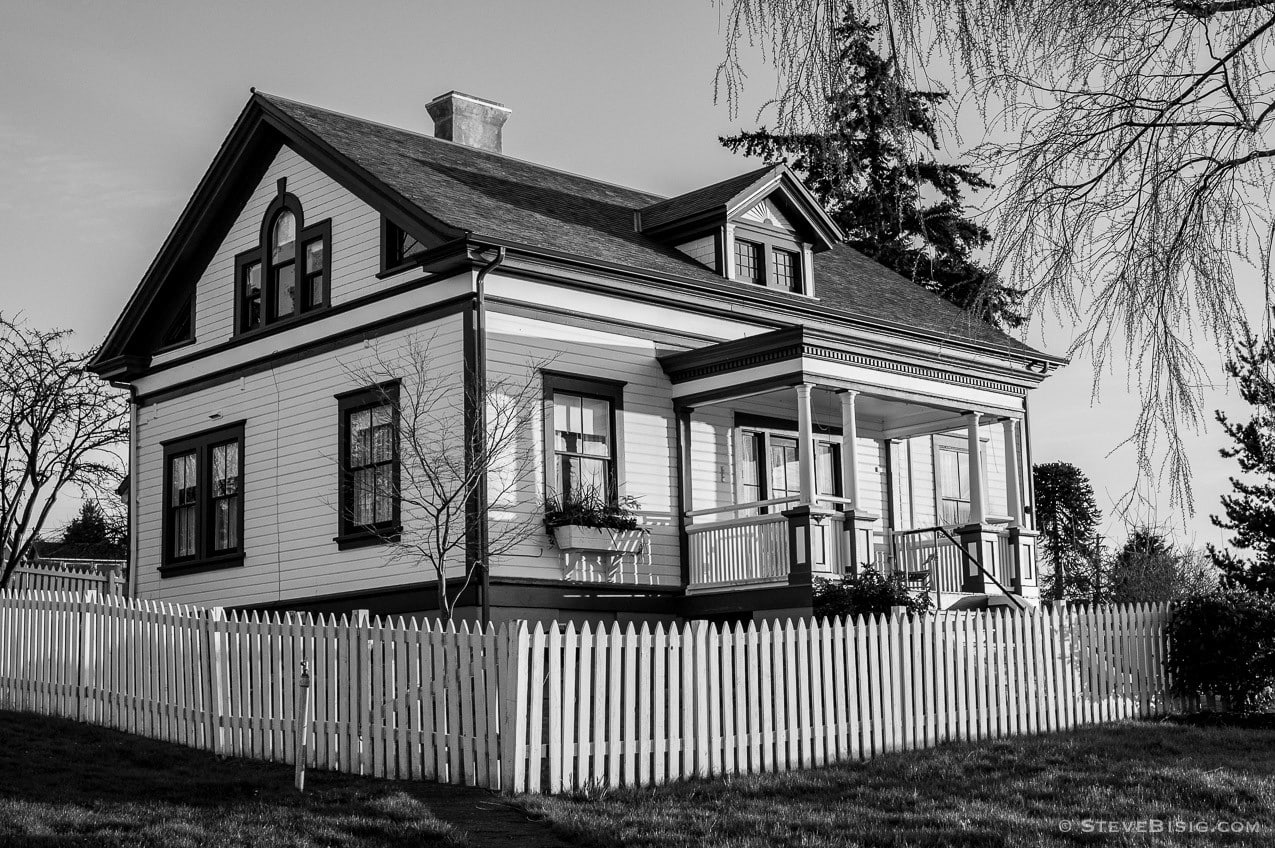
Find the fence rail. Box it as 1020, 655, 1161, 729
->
0, 590, 1179, 795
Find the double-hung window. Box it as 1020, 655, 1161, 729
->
934, 434, 989, 526
337, 382, 401, 547
236, 190, 331, 334
162, 422, 245, 574
544, 373, 623, 502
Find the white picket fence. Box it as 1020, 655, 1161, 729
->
0, 591, 1177, 795
7, 561, 126, 595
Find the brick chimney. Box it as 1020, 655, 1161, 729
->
425, 91, 511, 153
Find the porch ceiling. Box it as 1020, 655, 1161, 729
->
659, 326, 1028, 417
725, 387, 985, 439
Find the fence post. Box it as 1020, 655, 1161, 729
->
499, 621, 530, 794
295, 661, 312, 791
206, 607, 226, 756
77, 588, 100, 723
353, 609, 371, 775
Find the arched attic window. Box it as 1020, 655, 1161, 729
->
235, 187, 332, 334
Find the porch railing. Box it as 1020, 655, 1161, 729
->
875, 527, 966, 595
685, 501, 795, 588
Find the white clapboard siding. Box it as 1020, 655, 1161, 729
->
484, 310, 683, 586
152, 146, 413, 368
0, 592, 1188, 797
135, 315, 466, 608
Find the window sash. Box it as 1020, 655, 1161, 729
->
734, 239, 763, 284
551, 390, 616, 500
341, 393, 400, 535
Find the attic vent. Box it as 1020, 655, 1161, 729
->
425, 91, 511, 153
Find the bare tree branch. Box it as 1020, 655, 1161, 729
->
0, 315, 128, 588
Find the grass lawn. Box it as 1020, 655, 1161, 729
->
0, 710, 567, 848
520, 718, 1275, 848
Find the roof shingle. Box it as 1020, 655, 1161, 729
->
260, 93, 1043, 358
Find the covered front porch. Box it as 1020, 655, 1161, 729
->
662, 327, 1041, 610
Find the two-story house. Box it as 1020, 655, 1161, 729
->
91, 89, 1065, 624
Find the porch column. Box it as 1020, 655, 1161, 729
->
965, 412, 985, 525
1002, 418, 1023, 528
796, 383, 817, 506
838, 390, 861, 509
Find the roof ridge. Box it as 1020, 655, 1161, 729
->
254, 90, 669, 205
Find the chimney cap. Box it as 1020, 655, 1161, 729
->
426, 90, 511, 114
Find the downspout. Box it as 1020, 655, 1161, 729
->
474, 246, 506, 626
111, 382, 140, 599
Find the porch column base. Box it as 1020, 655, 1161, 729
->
954, 523, 1003, 595
783, 505, 838, 586
842, 509, 880, 574
1008, 527, 1040, 599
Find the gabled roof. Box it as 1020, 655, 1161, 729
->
93, 91, 1055, 374
637, 163, 844, 250
639, 166, 776, 231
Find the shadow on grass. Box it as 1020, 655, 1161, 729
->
0, 710, 486, 848
520, 721, 1275, 848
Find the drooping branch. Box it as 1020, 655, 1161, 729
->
716, 0, 1275, 511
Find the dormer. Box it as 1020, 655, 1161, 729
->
637, 164, 843, 297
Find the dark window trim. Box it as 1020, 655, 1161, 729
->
542, 371, 625, 504
336, 380, 402, 547
380, 216, 431, 276
233, 190, 332, 337
160, 420, 246, 575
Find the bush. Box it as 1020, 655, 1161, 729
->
1167, 590, 1275, 710
543, 487, 641, 532
813, 568, 932, 619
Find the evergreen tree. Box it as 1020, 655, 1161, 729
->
719, 8, 1023, 329
1033, 462, 1102, 601
1209, 335, 1275, 592
61, 501, 125, 556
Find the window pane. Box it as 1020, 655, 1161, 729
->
243, 263, 262, 329
353, 467, 374, 524
275, 264, 295, 316
553, 393, 577, 452
769, 437, 799, 499
578, 397, 610, 456
939, 449, 961, 499
272, 210, 296, 262
568, 457, 608, 498
816, 442, 838, 496
174, 506, 196, 558
305, 239, 324, 274
308, 275, 324, 308
374, 465, 393, 523
211, 442, 239, 496
171, 453, 196, 506
213, 496, 238, 551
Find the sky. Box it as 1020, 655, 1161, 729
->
0, 0, 1256, 549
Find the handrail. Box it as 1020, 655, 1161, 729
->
936, 527, 1025, 610
685, 497, 798, 518
684, 512, 790, 533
